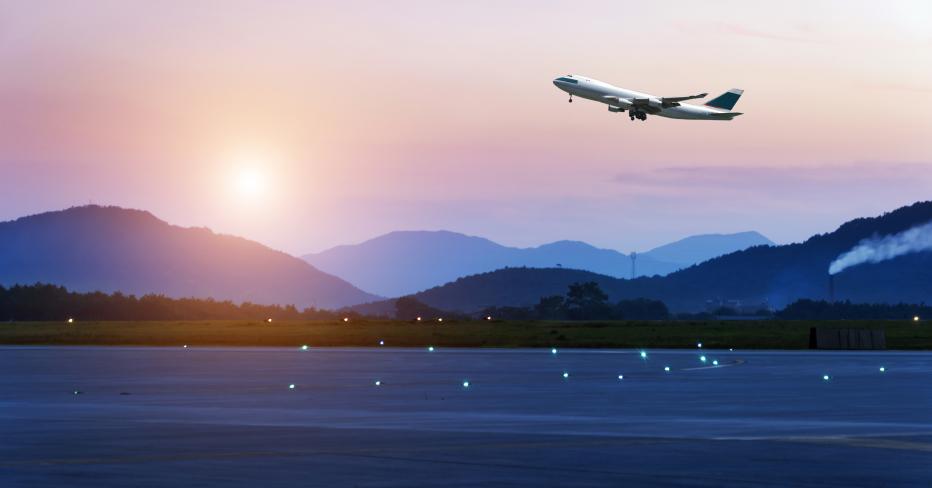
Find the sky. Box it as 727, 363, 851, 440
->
2, 0, 931, 255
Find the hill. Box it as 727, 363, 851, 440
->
0, 206, 379, 309
304, 230, 770, 296
642, 231, 773, 266
383, 202, 932, 313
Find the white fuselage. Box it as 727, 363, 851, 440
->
553, 75, 736, 120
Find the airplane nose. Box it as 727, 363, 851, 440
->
552, 78, 561, 87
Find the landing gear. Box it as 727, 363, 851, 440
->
568, 94, 573, 103
629, 110, 647, 121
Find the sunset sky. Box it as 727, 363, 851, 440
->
2, 1, 931, 255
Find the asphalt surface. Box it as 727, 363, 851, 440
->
1, 346, 930, 487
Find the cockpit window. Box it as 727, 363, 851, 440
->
557, 77, 578, 84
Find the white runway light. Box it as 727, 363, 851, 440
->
301, 345, 309, 351
374, 380, 381, 386
700, 355, 707, 362
640, 351, 648, 359
712, 360, 719, 366
822, 374, 831, 381
617, 374, 624, 380
664, 366, 671, 372
379, 340, 384, 346
551, 348, 558, 355
427, 346, 434, 352
879, 366, 886, 373
562, 372, 569, 379
288, 384, 295, 389
462, 380, 470, 388
697, 342, 702, 348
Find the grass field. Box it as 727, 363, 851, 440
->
1, 319, 931, 349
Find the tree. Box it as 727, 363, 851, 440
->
565, 282, 610, 320
534, 295, 566, 319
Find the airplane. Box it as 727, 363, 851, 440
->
552, 74, 743, 121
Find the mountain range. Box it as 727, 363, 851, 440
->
352, 201, 932, 314
0, 206, 378, 309
303, 230, 773, 297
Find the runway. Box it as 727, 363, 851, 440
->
1, 347, 930, 486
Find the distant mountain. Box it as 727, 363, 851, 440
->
304, 230, 770, 296
642, 231, 773, 266
367, 202, 932, 313
0, 206, 378, 309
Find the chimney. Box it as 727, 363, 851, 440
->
828, 274, 835, 303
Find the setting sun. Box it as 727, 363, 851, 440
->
232, 166, 267, 198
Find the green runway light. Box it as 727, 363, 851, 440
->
700, 355, 707, 362
663, 366, 671, 372
551, 348, 558, 354
712, 360, 719, 366
640, 351, 648, 359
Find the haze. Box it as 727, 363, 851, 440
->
2, 1, 931, 255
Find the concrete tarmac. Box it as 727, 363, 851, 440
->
1, 347, 930, 487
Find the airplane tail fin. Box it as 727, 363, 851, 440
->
705, 89, 743, 110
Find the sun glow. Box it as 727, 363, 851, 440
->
232, 166, 267, 198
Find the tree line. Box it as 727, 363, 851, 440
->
2, 282, 929, 322
479, 282, 670, 320
0, 284, 342, 321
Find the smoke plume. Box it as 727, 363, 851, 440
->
829, 220, 932, 275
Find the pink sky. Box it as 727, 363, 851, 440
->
2, 1, 931, 254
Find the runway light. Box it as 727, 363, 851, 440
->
485, 316, 492, 321
288, 384, 295, 389
712, 360, 719, 366
729, 348, 734, 352
640, 351, 648, 359
617, 374, 624, 380
183, 344, 188, 348
562, 372, 569, 379
266, 318, 272, 323
428, 346, 434, 352
879, 366, 886, 373
379, 340, 384, 346
822, 374, 830, 381
374, 380, 381, 386
438, 318, 444, 323
416, 316, 422, 322
664, 366, 671, 372
700, 355, 707, 362
67, 318, 74, 324
462, 380, 470, 388
551, 348, 558, 355
72, 390, 81, 395
914, 316, 920, 322
697, 342, 702, 348
343, 317, 349, 323
301, 345, 309, 351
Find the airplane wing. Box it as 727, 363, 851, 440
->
602, 95, 633, 107
660, 93, 707, 108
